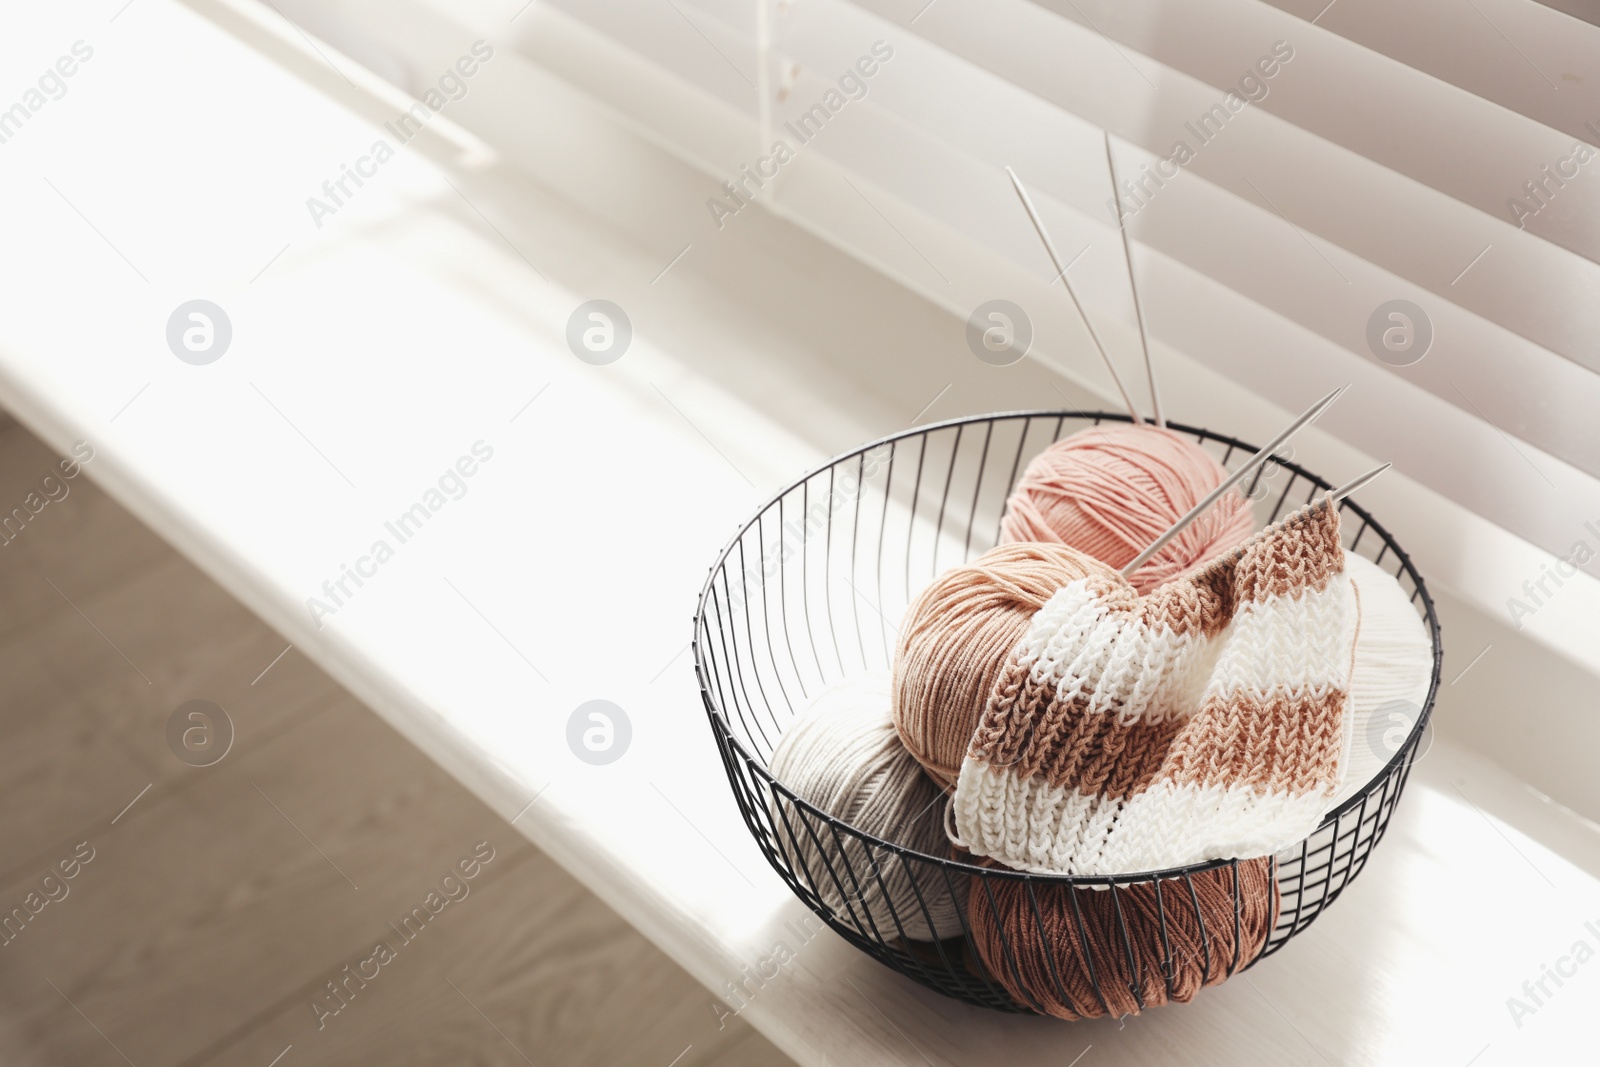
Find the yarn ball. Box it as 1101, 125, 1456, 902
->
968, 857, 1278, 1020
892, 541, 1106, 787
1332, 552, 1434, 805
767, 673, 965, 942
999, 424, 1257, 594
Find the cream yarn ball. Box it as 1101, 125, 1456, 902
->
1333, 552, 1434, 806
767, 673, 964, 942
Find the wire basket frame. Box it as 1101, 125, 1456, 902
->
693, 411, 1442, 1014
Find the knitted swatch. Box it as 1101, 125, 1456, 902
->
952, 499, 1359, 876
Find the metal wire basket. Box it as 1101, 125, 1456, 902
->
693, 411, 1442, 1014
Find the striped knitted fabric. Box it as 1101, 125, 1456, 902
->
951, 499, 1360, 876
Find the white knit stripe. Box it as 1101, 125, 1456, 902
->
1003, 765, 1039, 866
1052, 787, 1112, 870
955, 756, 1071, 870
1132, 623, 1225, 724
958, 771, 1336, 876
1030, 778, 1096, 870
1018, 580, 1112, 685
1017, 579, 1222, 724
1102, 782, 1333, 875
1091, 609, 1156, 722
1203, 577, 1356, 696
1068, 798, 1128, 873
1018, 768, 1091, 869
974, 755, 1010, 859
953, 766, 1044, 874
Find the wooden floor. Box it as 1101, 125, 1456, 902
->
0, 415, 791, 1066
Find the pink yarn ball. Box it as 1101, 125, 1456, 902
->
999, 424, 1256, 594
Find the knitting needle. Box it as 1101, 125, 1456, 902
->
1103, 132, 1163, 427
1005, 165, 1145, 425
1330, 462, 1391, 501
1120, 385, 1346, 577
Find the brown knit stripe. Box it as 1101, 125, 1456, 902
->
969, 686, 1187, 799
967, 658, 1044, 772
1229, 499, 1345, 604
1135, 563, 1235, 641
970, 582, 1228, 782
1096, 503, 1346, 680
971, 688, 1346, 799
1154, 687, 1347, 793
1077, 571, 1139, 612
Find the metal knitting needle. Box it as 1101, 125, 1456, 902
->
1006, 165, 1145, 425
1121, 385, 1347, 577
1330, 462, 1391, 501
1104, 131, 1163, 427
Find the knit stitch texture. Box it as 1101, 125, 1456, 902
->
951, 499, 1359, 876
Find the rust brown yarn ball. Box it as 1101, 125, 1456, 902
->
891, 542, 1112, 787
967, 858, 1278, 1021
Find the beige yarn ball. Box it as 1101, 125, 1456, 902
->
767, 673, 964, 942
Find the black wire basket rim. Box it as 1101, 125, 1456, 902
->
693, 408, 1441, 887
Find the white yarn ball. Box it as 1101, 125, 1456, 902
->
1333, 552, 1434, 806
767, 673, 964, 942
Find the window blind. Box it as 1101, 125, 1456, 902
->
263, 0, 1600, 624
